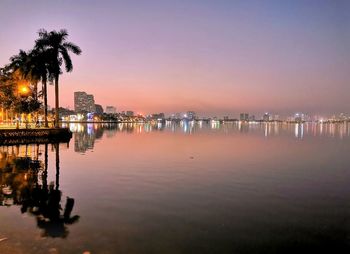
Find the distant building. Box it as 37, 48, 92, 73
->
170, 113, 181, 120
95, 104, 104, 114
263, 112, 271, 121
272, 114, 279, 121
294, 113, 303, 122
338, 113, 348, 121
294, 113, 310, 122
185, 111, 196, 120
106, 106, 116, 114
155, 113, 165, 119
249, 115, 255, 121
74, 91, 96, 113
240, 113, 249, 121
126, 111, 134, 117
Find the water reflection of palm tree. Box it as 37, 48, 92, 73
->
34, 183, 79, 238
55, 143, 60, 190
0, 143, 79, 238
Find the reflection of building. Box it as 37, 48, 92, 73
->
74, 131, 95, 153
106, 106, 116, 114
74, 91, 96, 113
73, 124, 109, 152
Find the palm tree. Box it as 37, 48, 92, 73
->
30, 48, 54, 127
8, 50, 31, 77
35, 29, 82, 128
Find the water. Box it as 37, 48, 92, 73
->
1, 122, 350, 253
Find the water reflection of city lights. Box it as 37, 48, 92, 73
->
63, 121, 350, 153
87, 123, 94, 135
198, 120, 203, 129
211, 120, 220, 129
294, 123, 304, 139
183, 121, 189, 133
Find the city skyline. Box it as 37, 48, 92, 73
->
70, 90, 348, 119
1, 0, 349, 116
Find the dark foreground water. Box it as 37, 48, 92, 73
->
1, 122, 350, 254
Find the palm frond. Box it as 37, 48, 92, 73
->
60, 49, 73, 72
62, 42, 82, 55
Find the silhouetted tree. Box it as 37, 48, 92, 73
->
35, 29, 82, 128
28, 48, 55, 127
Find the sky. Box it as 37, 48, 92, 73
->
0, 0, 349, 117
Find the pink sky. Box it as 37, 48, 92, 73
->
0, 0, 349, 117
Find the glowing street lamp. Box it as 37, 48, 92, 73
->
16, 81, 31, 129
18, 84, 30, 96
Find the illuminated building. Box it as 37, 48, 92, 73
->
95, 104, 104, 114
263, 112, 271, 121
74, 91, 96, 113
185, 111, 196, 120
106, 106, 116, 114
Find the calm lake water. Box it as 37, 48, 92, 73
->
1, 122, 350, 254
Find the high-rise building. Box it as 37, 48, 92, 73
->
263, 112, 271, 121
86, 95, 96, 112
294, 113, 310, 122
74, 91, 96, 113
95, 104, 104, 114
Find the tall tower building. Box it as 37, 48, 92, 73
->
74, 91, 96, 113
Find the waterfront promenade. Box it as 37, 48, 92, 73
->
0, 122, 72, 145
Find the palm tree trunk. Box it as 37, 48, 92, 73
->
43, 80, 48, 127
54, 75, 59, 128
55, 74, 60, 128
43, 143, 48, 189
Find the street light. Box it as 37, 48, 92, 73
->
16, 81, 31, 129
19, 86, 29, 95
18, 83, 30, 96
